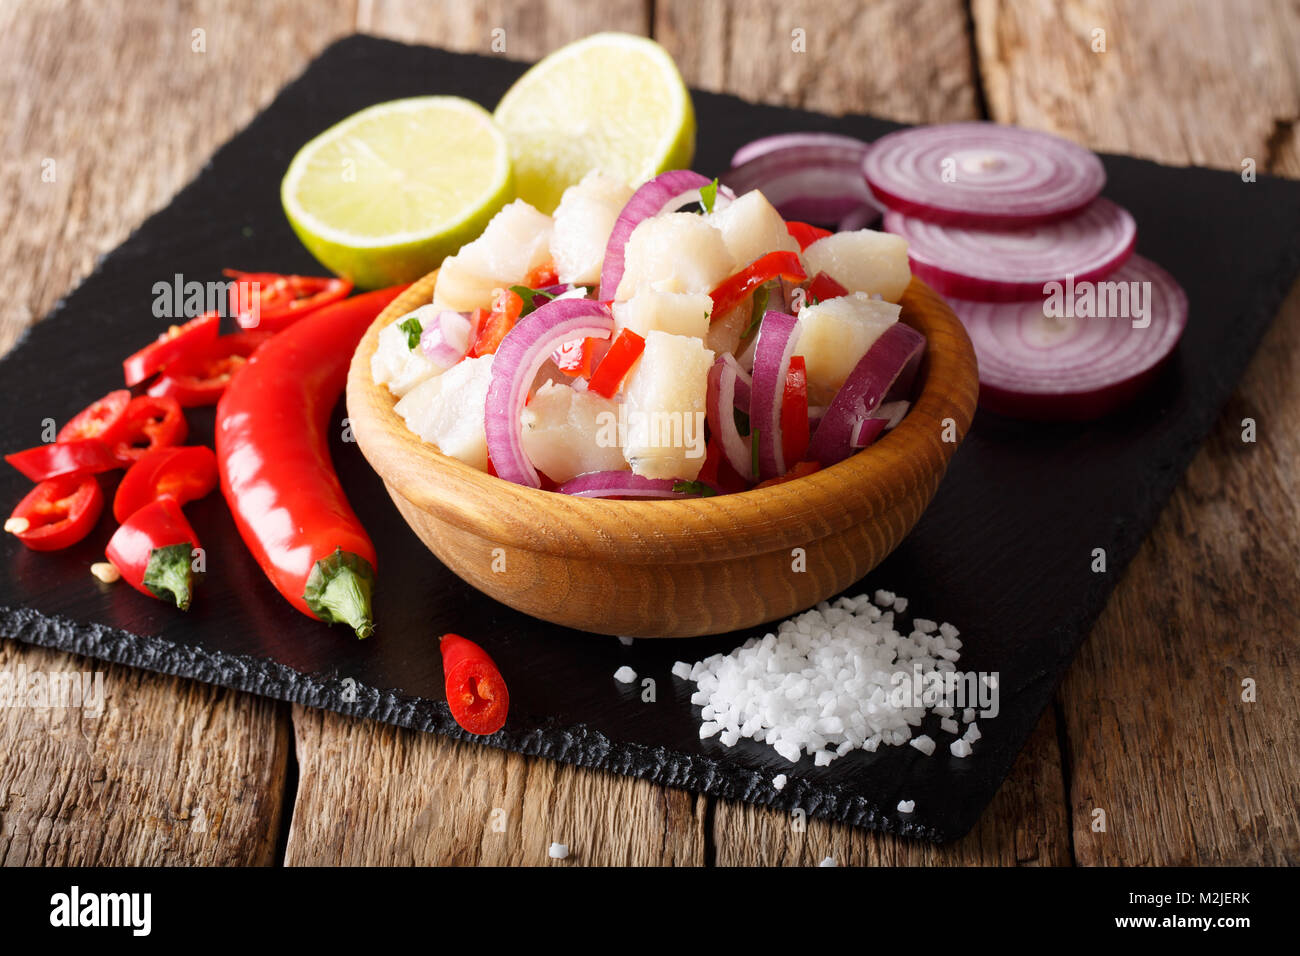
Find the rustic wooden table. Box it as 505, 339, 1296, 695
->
1, 0, 1296, 867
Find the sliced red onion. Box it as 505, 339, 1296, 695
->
750, 311, 802, 480
850, 417, 888, 449
808, 323, 926, 466
598, 170, 716, 299
722, 134, 882, 227
419, 308, 475, 368
863, 121, 1106, 227
883, 198, 1136, 302
706, 354, 753, 478
484, 298, 614, 487
874, 400, 911, 430
837, 203, 882, 231
949, 255, 1188, 421
557, 472, 720, 499
730, 361, 753, 411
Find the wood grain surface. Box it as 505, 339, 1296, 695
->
1, 0, 1296, 866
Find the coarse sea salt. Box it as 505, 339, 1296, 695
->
613, 665, 637, 684
548, 842, 569, 860
897, 799, 915, 813
680, 592, 983, 766
773, 774, 788, 791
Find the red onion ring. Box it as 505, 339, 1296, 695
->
722, 134, 881, 227
556, 472, 720, 499
863, 122, 1106, 227
599, 170, 718, 299
850, 417, 888, 449
948, 254, 1188, 421
706, 354, 753, 478
749, 311, 802, 480
807, 323, 926, 466
883, 198, 1136, 302
419, 308, 476, 368
483, 298, 614, 487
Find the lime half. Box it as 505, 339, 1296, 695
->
494, 33, 695, 214
282, 96, 514, 289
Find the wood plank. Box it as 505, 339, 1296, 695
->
284, 706, 708, 865
0, 0, 357, 864
656, 0, 979, 122
0, 639, 290, 865
974, 0, 1300, 864
358, 0, 651, 56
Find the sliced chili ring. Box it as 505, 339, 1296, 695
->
113, 444, 218, 523
111, 395, 188, 464
440, 633, 509, 735
146, 331, 272, 407
5, 439, 119, 482
122, 311, 221, 387
57, 389, 132, 444
223, 270, 352, 332
6, 474, 104, 551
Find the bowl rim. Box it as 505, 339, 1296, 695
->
346, 271, 979, 562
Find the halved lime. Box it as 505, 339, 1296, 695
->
494, 33, 695, 214
282, 96, 514, 289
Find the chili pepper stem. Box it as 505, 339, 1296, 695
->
304, 549, 376, 639
142, 543, 197, 611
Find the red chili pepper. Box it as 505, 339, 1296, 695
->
523, 260, 559, 289
587, 328, 645, 398
105, 496, 201, 610
223, 270, 353, 332
122, 311, 220, 387
805, 271, 850, 306
6, 475, 103, 551
113, 445, 218, 523
754, 459, 822, 489
6, 439, 120, 482
471, 289, 523, 357
111, 394, 188, 464
781, 355, 810, 465
552, 336, 595, 378
786, 221, 832, 250
216, 285, 407, 638
440, 633, 509, 735
146, 331, 272, 406
709, 250, 807, 319
57, 389, 132, 444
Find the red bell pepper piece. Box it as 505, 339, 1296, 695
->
552, 336, 595, 378
440, 633, 509, 735
6, 475, 103, 551
587, 328, 645, 398
786, 221, 832, 250
805, 271, 850, 306
113, 445, 218, 523
6, 439, 120, 482
146, 331, 272, 407
111, 395, 188, 464
709, 250, 808, 319
781, 355, 810, 466
223, 269, 353, 332
471, 289, 523, 357
105, 496, 201, 610
216, 284, 407, 638
122, 311, 220, 386
57, 389, 132, 444
523, 259, 559, 289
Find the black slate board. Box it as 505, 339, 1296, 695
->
3, 36, 1299, 842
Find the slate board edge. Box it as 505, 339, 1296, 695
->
0, 604, 944, 841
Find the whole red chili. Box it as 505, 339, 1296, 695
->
105, 496, 201, 610
440, 633, 509, 735
215, 285, 407, 638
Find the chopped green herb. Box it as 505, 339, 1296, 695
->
699, 178, 720, 214
751, 427, 761, 480
672, 480, 718, 497
398, 316, 423, 349
742, 281, 774, 340
509, 285, 557, 317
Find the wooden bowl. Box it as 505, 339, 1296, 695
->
346, 271, 978, 637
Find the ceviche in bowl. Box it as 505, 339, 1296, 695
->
368, 169, 927, 497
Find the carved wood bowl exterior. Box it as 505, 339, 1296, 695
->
346, 271, 979, 637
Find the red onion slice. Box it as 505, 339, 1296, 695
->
850, 417, 888, 449
484, 298, 614, 487
949, 254, 1188, 421
807, 323, 926, 467
419, 309, 476, 368
863, 122, 1106, 227
883, 198, 1136, 302
749, 311, 802, 480
598, 170, 716, 299
557, 472, 720, 499
722, 134, 882, 227
706, 354, 753, 478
